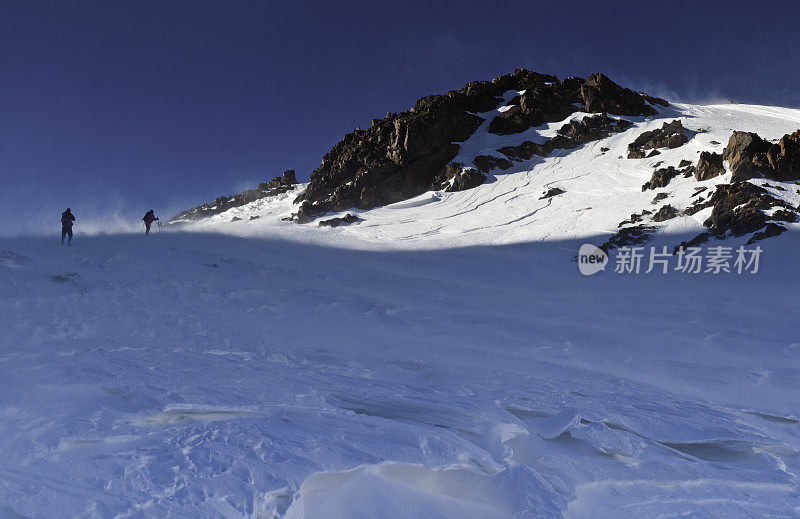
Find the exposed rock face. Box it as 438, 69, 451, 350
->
702, 182, 796, 237
652, 192, 669, 204
618, 211, 648, 227
431, 164, 487, 192
499, 115, 632, 161
723, 130, 800, 182
747, 223, 787, 244
673, 232, 710, 253
489, 73, 661, 136
604, 129, 797, 250
557, 115, 633, 143
473, 155, 513, 173
581, 73, 661, 116
488, 77, 582, 135
540, 187, 564, 199
296, 69, 565, 221
295, 70, 666, 221
601, 225, 656, 251
170, 170, 298, 222
297, 110, 480, 221
642, 166, 680, 191
319, 214, 361, 227
652, 204, 678, 222
259, 170, 297, 191
627, 120, 688, 159
694, 152, 725, 181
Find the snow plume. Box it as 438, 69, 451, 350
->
0, 188, 148, 237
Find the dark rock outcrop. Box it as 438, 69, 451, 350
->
432, 164, 487, 192
642, 166, 680, 191
601, 225, 656, 251
673, 232, 710, 253
497, 140, 546, 162
296, 69, 573, 221
694, 152, 725, 181
488, 78, 582, 135
473, 155, 513, 173
747, 223, 787, 244
499, 115, 632, 161
258, 170, 297, 192
652, 192, 669, 204
618, 211, 647, 227
170, 170, 298, 222
319, 214, 361, 227
652, 204, 678, 222
723, 130, 800, 182
703, 182, 796, 237
489, 73, 661, 136
556, 115, 633, 144
627, 120, 688, 159
580, 73, 661, 116
296, 70, 665, 221
540, 187, 564, 199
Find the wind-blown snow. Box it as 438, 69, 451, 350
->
2, 102, 800, 518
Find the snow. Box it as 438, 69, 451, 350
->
183, 102, 800, 249
2, 102, 800, 518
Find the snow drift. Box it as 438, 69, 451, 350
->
2, 74, 800, 517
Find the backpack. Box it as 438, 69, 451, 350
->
61, 212, 71, 225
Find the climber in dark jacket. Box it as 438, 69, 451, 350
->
143, 210, 159, 235
61, 208, 75, 245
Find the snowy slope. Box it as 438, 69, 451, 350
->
2, 102, 800, 518
2, 231, 799, 518
179, 102, 800, 250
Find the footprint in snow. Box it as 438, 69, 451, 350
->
50, 273, 80, 283
1, 250, 33, 268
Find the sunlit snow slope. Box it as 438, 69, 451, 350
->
179, 102, 800, 249
2, 102, 800, 519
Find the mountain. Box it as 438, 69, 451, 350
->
4, 71, 800, 518
170, 69, 800, 253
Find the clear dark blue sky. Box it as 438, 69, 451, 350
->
1, 0, 799, 232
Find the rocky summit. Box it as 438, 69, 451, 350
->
169, 68, 800, 253
292, 70, 666, 221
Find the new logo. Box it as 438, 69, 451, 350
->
578, 244, 608, 276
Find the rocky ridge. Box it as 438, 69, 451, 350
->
293, 70, 666, 221
168, 69, 800, 251
170, 170, 298, 223
611, 128, 800, 252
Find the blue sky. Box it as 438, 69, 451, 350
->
1, 0, 799, 233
